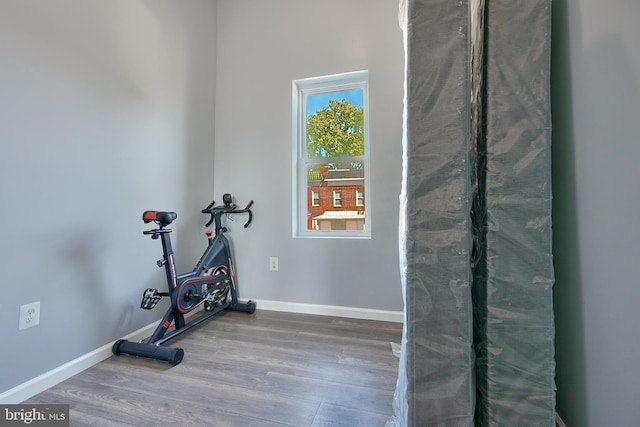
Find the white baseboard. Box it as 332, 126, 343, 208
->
0, 322, 158, 404
255, 299, 404, 323
0, 302, 402, 404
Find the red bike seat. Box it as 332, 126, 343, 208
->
143, 211, 177, 226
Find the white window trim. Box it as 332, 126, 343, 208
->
292, 70, 371, 239
311, 190, 320, 207
333, 190, 342, 207
356, 189, 365, 207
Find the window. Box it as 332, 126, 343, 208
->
333, 190, 342, 207
292, 70, 370, 238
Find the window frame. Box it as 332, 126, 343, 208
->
292, 70, 371, 239
356, 189, 365, 207
311, 190, 320, 207
333, 190, 342, 207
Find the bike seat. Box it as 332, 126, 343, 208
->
143, 211, 177, 226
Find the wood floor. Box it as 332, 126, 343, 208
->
26, 309, 403, 427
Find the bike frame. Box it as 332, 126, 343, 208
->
112, 197, 254, 364
146, 231, 235, 345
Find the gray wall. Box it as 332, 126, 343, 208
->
213, 0, 405, 311
552, 0, 640, 425
0, 0, 217, 394
4, 2, 635, 424
0, 0, 404, 396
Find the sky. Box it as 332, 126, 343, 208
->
306, 89, 364, 117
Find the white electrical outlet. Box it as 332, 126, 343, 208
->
269, 257, 279, 271
19, 301, 40, 330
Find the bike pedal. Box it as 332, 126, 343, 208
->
140, 288, 162, 309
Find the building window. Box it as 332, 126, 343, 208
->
292, 70, 370, 238
311, 190, 320, 206
333, 190, 342, 207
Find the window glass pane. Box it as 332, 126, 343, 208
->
333, 191, 342, 207
306, 89, 364, 159
305, 161, 366, 231
311, 190, 320, 206
293, 70, 369, 238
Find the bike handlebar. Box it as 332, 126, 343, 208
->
202, 199, 254, 228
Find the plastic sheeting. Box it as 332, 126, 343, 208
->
392, 0, 475, 425
483, 1, 555, 424
390, 0, 554, 425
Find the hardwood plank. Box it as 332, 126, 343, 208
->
253, 371, 394, 415
311, 403, 391, 427
25, 310, 402, 427
86, 361, 320, 426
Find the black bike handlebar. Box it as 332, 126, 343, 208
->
203, 200, 216, 211
202, 199, 254, 228
244, 201, 253, 228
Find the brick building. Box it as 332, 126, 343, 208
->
307, 167, 365, 231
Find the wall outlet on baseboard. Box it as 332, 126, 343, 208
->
19, 302, 40, 330
269, 257, 279, 271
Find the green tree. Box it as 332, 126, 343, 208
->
306, 99, 364, 158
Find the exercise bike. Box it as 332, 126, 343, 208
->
112, 194, 255, 365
